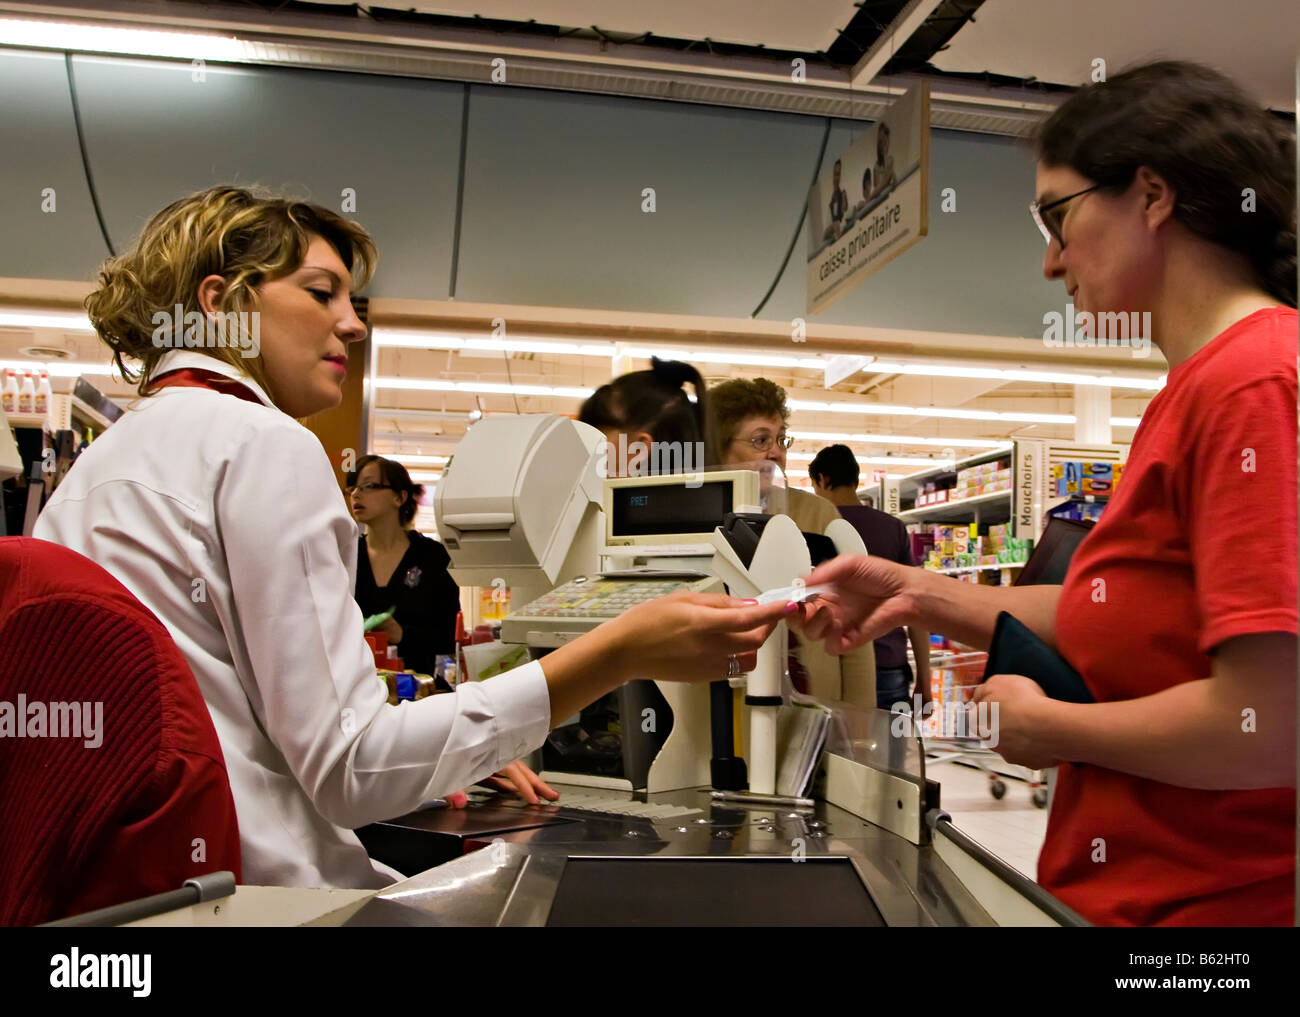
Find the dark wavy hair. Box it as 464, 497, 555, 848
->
347, 454, 424, 527
578, 357, 718, 468
1035, 60, 1296, 307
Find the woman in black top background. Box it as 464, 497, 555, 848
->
349, 454, 460, 675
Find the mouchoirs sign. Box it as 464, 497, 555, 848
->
806, 81, 929, 315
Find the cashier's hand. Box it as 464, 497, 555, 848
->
446, 761, 560, 809
608, 591, 790, 683
970, 674, 1063, 771
786, 555, 914, 655
480, 760, 560, 805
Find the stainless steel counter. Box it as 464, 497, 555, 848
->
345, 783, 999, 926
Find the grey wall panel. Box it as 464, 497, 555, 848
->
65, 56, 463, 299
455, 85, 826, 315
760, 127, 1063, 339
0, 49, 111, 282
2, 53, 1062, 337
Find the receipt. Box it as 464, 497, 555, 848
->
755, 583, 831, 605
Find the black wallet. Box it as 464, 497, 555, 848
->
982, 612, 1095, 704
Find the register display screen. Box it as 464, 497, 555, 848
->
610, 480, 734, 537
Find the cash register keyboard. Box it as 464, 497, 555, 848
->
501, 571, 723, 646
549, 790, 702, 820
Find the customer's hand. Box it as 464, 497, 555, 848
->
379, 616, 403, 645
605, 591, 790, 684
787, 555, 916, 655
971, 674, 1062, 771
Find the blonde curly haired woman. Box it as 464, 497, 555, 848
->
35, 186, 788, 889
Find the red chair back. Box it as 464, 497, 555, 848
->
0, 537, 240, 925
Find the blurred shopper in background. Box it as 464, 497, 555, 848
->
579, 356, 717, 476
348, 454, 459, 676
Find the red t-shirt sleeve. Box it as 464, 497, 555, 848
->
1185, 373, 1298, 654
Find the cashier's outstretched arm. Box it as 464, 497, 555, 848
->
217, 428, 788, 830
535, 592, 790, 726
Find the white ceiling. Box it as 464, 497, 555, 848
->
932, 0, 1300, 111
311, 0, 864, 53
302, 0, 1298, 110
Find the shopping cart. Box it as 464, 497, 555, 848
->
917, 649, 1049, 808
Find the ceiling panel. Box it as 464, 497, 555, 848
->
306, 0, 864, 52
931, 0, 1299, 112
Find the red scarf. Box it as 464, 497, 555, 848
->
147, 367, 264, 405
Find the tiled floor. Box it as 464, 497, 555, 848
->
929, 756, 1049, 879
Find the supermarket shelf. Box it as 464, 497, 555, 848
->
70, 393, 115, 432
1045, 493, 1109, 512
928, 561, 1026, 576
896, 445, 1013, 491
4, 412, 48, 430
898, 489, 1011, 521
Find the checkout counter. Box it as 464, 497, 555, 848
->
344, 415, 1088, 928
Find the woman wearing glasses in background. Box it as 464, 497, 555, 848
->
349, 454, 549, 808
793, 61, 1297, 926
348, 455, 458, 677
709, 377, 878, 707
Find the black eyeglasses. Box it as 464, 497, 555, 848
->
347, 482, 393, 495
1029, 184, 1102, 248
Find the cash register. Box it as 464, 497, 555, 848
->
435, 415, 870, 797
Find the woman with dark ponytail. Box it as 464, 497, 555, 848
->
792, 61, 1297, 926
579, 356, 718, 475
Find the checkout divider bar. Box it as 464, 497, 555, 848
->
42, 871, 237, 928
926, 810, 1090, 927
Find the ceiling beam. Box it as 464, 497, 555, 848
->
850, 0, 948, 87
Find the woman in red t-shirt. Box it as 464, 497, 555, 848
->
792, 60, 1297, 926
